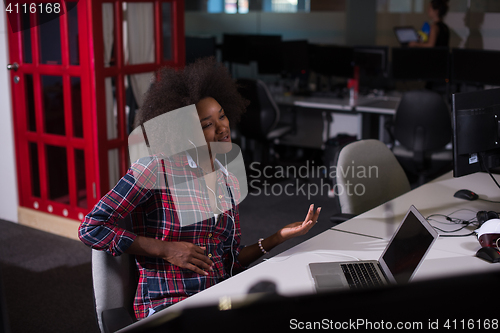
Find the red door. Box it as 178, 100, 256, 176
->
7, 0, 185, 223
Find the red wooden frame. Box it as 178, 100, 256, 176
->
8, 0, 185, 222
8, 0, 96, 221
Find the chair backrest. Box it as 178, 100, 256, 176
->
394, 90, 451, 154
92, 216, 137, 333
236, 79, 280, 140
336, 139, 411, 215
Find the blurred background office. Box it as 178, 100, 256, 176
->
3, 0, 500, 227
1, 1, 500, 332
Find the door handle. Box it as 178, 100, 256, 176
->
7, 63, 19, 71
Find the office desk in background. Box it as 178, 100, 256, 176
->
274, 94, 400, 148
119, 171, 500, 332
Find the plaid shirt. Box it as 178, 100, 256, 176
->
79, 152, 245, 320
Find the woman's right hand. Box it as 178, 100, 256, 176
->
126, 236, 214, 275
161, 241, 214, 276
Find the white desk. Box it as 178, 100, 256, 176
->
355, 96, 400, 115
333, 171, 500, 240
119, 171, 500, 332
274, 94, 400, 145
274, 94, 400, 115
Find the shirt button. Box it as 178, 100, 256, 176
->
208, 233, 212, 238
219, 195, 223, 199
208, 253, 212, 258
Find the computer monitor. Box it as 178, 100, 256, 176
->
249, 35, 283, 75
309, 44, 354, 78
452, 87, 500, 177
185, 36, 217, 65
281, 40, 310, 75
222, 34, 282, 70
452, 48, 500, 86
353, 46, 389, 90
391, 47, 449, 82
222, 34, 251, 64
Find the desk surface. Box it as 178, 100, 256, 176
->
333, 171, 500, 240
274, 94, 400, 115
119, 171, 500, 332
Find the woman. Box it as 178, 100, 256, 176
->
78, 57, 321, 320
409, 0, 450, 48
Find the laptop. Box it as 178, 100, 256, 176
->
393, 26, 419, 45
309, 205, 438, 292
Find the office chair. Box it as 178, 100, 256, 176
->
332, 139, 411, 221
92, 216, 137, 333
236, 79, 293, 165
386, 90, 452, 186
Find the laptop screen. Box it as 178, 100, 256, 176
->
380, 206, 437, 284
394, 27, 419, 44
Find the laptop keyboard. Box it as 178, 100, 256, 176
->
341, 263, 384, 289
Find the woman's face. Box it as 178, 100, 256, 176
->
196, 97, 232, 155
427, 4, 439, 21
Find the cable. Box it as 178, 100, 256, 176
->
425, 209, 479, 236
478, 198, 500, 204
439, 232, 476, 238
480, 152, 500, 190
426, 209, 478, 226
188, 139, 199, 166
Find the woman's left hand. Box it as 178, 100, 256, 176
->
278, 204, 321, 242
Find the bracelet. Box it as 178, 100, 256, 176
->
258, 238, 267, 254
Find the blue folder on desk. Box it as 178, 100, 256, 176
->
309, 205, 438, 292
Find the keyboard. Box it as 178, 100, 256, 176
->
341, 262, 384, 289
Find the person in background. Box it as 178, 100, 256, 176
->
409, 0, 450, 48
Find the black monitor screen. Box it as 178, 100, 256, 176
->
354, 46, 388, 76
309, 44, 354, 78
185, 36, 216, 65
452, 48, 500, 86
391, 47, 449, 81
452, 87, 500, 177
222, 34, 282, 69
354, 46, 389, 89
222, 34, 251, 64
282, 40, 309, 74
250, 35, 283, 74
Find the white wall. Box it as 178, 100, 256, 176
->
187, 11, 500, 50
476, 13, 500, 50
377, 12, 500, 50
0, 13, 19, 223
185, 12, 346, 44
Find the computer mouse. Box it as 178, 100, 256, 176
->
453, 189, 479, 201
476, 247, 500, 263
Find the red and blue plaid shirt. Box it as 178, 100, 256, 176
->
79, 152, 245, 320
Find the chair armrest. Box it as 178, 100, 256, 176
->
102, 307, 135, 333
330, 213, 356, 225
